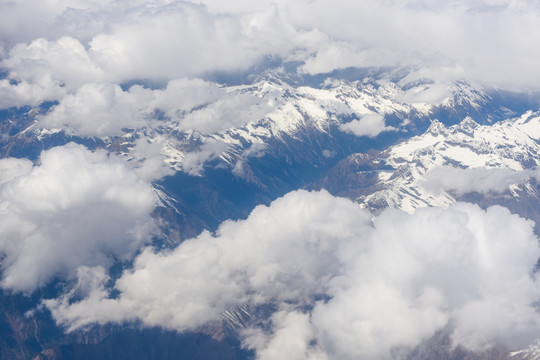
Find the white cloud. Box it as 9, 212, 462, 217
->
396, 79, 452, 105
423, 166, 540, 195
299, 43, 400, 75
339, 113, 395, 137
278, 0, 540, 89
44, 190, 540, 358
180, 92, 271, 134
0, 143, 157, 292
37, 82, 153, 137
181, 141, 229, 176
87, 2, 253, 81
35, 78, 270, 136
0, 2, 300, 88
0, 157, 33, 186
1, 0, 540, 92
128, 137, 176, 182
242, 311, 326, 360
1, 0, 540, 118
322, 149, 336, 158
2, 37, 105, 91
0, 77, 66, 108
0, 0, 119, 45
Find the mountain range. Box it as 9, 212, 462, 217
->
2, 67, 540, 359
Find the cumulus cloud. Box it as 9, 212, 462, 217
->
45, 190, 540, 358
34, 78, 270, 136
0, 0, 117, 45
128, 137, 176, 182
0, 1, 302, 89
37, 82, 153, 136
2, 0, 540, 103
86, 2, 269, 82
0, 143, 157, 292
180, 92, 271, 134
339, 113, 395, 137
2, 37, 105, 91
282, 0, 540, 88
423, 166, 540, 195
0, 77, 66, 109
0, 157, 33, 186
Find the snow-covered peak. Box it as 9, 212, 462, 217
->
389, 114, 540, 170
443, 80, 492, 110
13, 69, 519, 179
510, 341, 540, 360
358, 113, 540, 213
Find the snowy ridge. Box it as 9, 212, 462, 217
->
510, 341, 540, 360
358, 112, 540, 213
113, 72, 501, 175
11, 70, 513, 182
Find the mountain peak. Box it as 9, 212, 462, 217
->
248, 69, 303, 87
427, 119, 446, 135
457, 116, 479, 135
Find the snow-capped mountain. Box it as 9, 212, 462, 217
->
509, 342, 540, 360
1, 69, 512, 173
510, 341, 540, 360
114, 71, 513, 177
2, 68, 540, 360
2, 69, 517, 242
314, 111, 540, 222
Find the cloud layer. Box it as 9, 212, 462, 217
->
0, 143, 157, 292
2, 0, 540, 90
45, 190, 540, 358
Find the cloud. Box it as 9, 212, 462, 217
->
2, 0, 540, 99
44, 190, 540, 358
37, 82, 153, 136
0, 0, 116, 45
0, 157, 33, 186
0, 77, 66, 108
86, 2, 253, 81
34, 78, 270, 136
182, 141, 230, 176
396, 80, 452, 105
0, 2, 301, 89
127, 137, 176, 182
2, 36, 105, 91
299, 43, 400, 75
339, 113, 395, 137
423, 166, 540, 195
232, 143, 266, 177
0, 143, 157, 292
180, 92, 271, 134
279, 0, 540, 89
